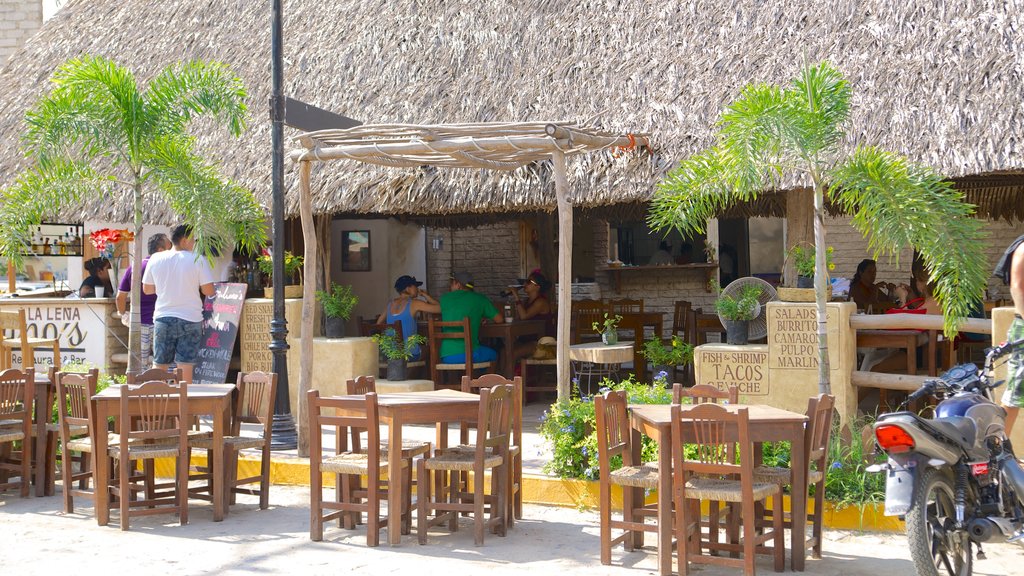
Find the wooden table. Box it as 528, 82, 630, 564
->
629, 404, 809, 575
479, 318, 546, 377
90, 383, 234, 525
569, 341, 634, 394
340, 389, 481, 546
856, 329, 934, 375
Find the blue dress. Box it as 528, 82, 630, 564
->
385, 298, 421, 361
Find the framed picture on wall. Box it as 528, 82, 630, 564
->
341, 230, 371, 272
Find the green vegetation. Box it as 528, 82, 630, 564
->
713, 281, 763, 321
371, 331, 427, 361
315, 282, 358, 319
640, 335, 694, 367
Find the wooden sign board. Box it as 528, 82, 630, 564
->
767, 305, 840, 370
193, 282, 247, 384
694, 345, 770, 396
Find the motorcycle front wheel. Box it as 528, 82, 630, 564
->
906, 467, 973, 576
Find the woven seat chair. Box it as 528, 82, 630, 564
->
753, 394, 835, 561
308, 389, 405, 546
455, 374, 524, 527
107, 380, 190, 531
672, 403, 784, 576
427, 316, 492, 389
0, 310, 60, 371
344, 375, 429, 534
595, 389, 660, 565
190, 371, 277, 511
417, 383, 513, 546
0, 368, 33, 498
54, 369, 99, 513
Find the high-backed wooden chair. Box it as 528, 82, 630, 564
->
308, 390, 403, 546
754, 394, 836, 561
672, 300, 693, 338
108, 380, 190, 531
595, 389, 660, 565
417, 383, 513, 546
190, 371, 277, 511
0, 310, 60, 371
344, 375, 430, 533
427, 316, 491, 389
691, 309, 726, 345
608, 298, 644, 314
459, 374, 524, 525
0, 367, 33, 498
570, 299, 608, 344
54, 369, 99, 513
126, 367, 183, 384
672, 403, 784, 575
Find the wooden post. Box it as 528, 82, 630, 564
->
297, 160, 315, 456
552, 150, 573, 401
785, 187, 814, 286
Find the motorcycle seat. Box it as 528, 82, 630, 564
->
920, 416, 975, 448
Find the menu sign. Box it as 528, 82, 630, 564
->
768, 305, 839, 370
193, 283, 247, 384
240, 299, 273, 372
696, 347, 769, 395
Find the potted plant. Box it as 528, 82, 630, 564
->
788, 244, 834, 288
371, 331, 427, 381
713, 282, 764, 345
257, 249, 304, 298
640, 335, 694, 385
316, 282, 358, 338
591, 313, 623, 345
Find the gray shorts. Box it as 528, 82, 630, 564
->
153, 317, 203, 365
1001, 316, 1024, 408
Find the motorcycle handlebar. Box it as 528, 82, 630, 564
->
987, 338, 1024, 362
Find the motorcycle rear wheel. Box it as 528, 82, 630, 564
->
906, 467, 973, 576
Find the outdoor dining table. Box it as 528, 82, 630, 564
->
628, 403, 809, 576
90, 383, 235, 526
337, 389, 481, 546
479, 318, 547, 376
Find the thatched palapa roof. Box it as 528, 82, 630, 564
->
0, 0, 1021, 225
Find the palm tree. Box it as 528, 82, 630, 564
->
648, 61, 986, 395
0, 55, 266, 374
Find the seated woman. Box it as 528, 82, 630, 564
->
849, 259, 895, 311
508, 270, 555, 363
376, 275, 440, 362
861, 276, 940, 372
79, 257, 114, 298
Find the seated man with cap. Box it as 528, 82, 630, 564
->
439, 271, 503, 363
377, 274, 440, 361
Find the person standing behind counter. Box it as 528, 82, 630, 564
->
79, 257, 114, 298
376, 275, 440, 361
439, 271, 502, 364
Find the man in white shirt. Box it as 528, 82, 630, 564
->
142, 225, 215, 383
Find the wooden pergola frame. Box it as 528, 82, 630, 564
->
288, 121, 650, 451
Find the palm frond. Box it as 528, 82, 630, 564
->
648, 147, 742, 237
717, 83, 795, 195
145, 60, 248, 138
787, 61, 851, 161
829, 146, 987, 334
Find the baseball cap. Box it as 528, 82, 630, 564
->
394, 275, 423, 293
450, 271, 474, 289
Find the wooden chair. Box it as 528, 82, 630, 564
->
54, 369, 99, 513
190, 371, 277, 511
672, 300, 692, 338
126, 367, 183, 384
0, 309, 60, 371
608, 298, 644, 314
344, 375, 430, 534
672, 383, 739, 405
127, 366, 187, 499
107, 380, 190, 531
459, 374, 524, 526
427, 316, 492, 389
570, 299, 607, 344
691, 310, 726, 345
595, 389, 659, 565
672, 403, 784, 575
417, 383, 513, 546
0, 368, 33, 497
309, 389, 404, 546
754, 394, 836, 561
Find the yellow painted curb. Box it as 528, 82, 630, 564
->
155, 455, 903, 532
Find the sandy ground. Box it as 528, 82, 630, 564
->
3, 485, 1023, 576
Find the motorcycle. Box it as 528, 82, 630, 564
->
869, 339, 1024, 576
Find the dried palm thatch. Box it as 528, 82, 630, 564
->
0, 0, 1020, 224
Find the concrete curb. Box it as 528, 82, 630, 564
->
168, 454, 903, 533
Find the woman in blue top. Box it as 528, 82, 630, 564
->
376, 275, 440, 361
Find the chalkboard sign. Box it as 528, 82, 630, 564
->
193, 282, 247, 384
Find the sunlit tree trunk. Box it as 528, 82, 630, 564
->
812, 177, 831, 395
